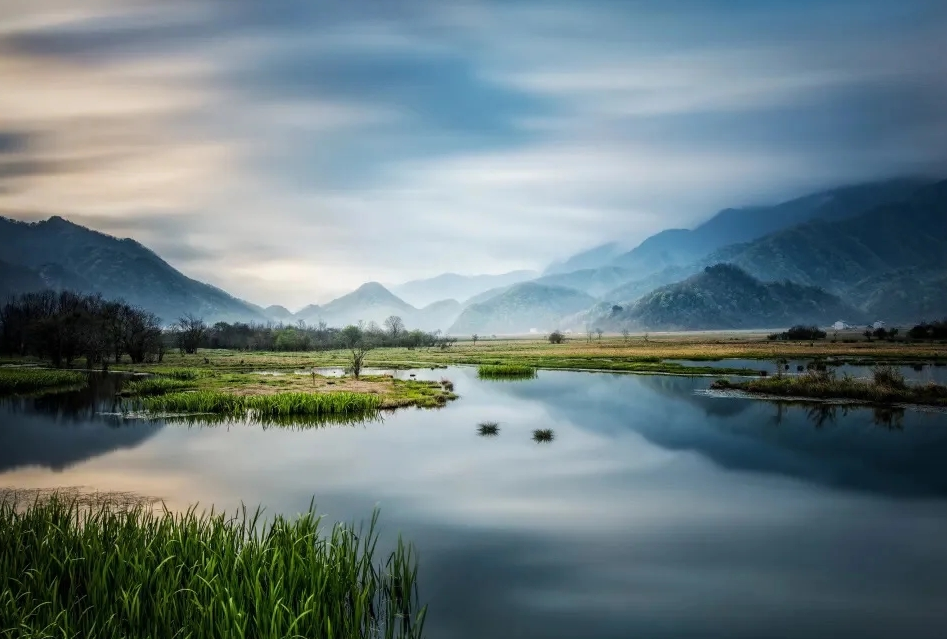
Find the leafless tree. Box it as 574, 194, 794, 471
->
586, 326, 594, 343
595, 328, 603, 340
621, 328, 630, 343
472, 333, 479, 345
384, 315, 405, 339
341, 324, 375, 379
175, 314, 207, 354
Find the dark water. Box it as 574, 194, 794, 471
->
669, 358, 947, 384
3, 369, 947, 639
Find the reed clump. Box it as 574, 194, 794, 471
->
477, 421, 500, 436
477, 364, 536, 379
0, 368, 86, 394
123, 376, 195, 396
141, 390, 382, 417
0, 496, 426, 638
532, 428, 555, 443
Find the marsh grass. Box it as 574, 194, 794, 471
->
478, 364, 537, 380
0, 496, 426, 639
713, 369, 947, 406
0, 368, 86, 394
477, 421, 500, 436
141, 390, 382, 418
532, 428, 555, 443
123, 376, 196, 396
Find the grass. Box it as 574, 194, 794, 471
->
0, 368, 86, 395
122, 376, 196, 396
532, 428, 555, 443
141, 390, 383, 418
477, 421, 500, 436
478, 364, 537, 379
712, 367, 947, 407
0, 495, 426, 639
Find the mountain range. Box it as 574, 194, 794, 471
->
2, 176, 944, 333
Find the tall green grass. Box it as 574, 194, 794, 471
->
0, 368, 86, 394
123, 376, 195, 396
0, 496, 426, 639
477, 364, 536, 380
142, 390, 382, 417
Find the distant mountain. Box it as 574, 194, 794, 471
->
294, 282, 461, 331
265, 305, 295, 322
601, 264, 859, 331
391, 270, 538, 307
0, 259, 48, 299
546, 179, 930, 283
847, 267, 947, 323
448, 283, 595, 335
532, 266, 635, 297
0, 216, 267, 324
543, 242, 627, 276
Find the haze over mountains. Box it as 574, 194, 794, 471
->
2, 177, 945, 333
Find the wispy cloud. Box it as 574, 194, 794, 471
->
1, 0, 945, 307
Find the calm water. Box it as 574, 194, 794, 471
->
3, 369, 947, 639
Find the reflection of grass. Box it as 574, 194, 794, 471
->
157, 411, 383, 429
0, 368, 86, 394
478, 364, 536, 379
532, 428, 555, 443
0, 497, 426, 639
477, 421, 500, 436
713, 369, 947, 406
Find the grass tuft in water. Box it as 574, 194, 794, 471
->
0, 496, 426, 638
477, 364, 536, 380
0, 368, 86, 394
123, 376, 196, 396
532, 428, 555, 443
141, 390, 382, 417
477, 421, 500, 436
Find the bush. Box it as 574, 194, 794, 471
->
548, 330, 565, 344
872, 365, 906, 389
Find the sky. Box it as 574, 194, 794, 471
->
1, 0, 946, 309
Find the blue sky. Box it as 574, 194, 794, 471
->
1, 0, 945, 307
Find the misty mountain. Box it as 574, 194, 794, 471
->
847, 267, 947, 322
0, 259, 48, 299
390, 270, 538, 307
265, 305, 295, 322
600, 264, 859, 331
543, 242, 627, 276
448, 283, 595, 335
547, 179, 930, 281
0, 216, 267, 324
294, 282, 461, 331
532, 266, 636, 297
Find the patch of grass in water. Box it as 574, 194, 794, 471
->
477, 421, 500, 436
532, 428, 555, 443
123, 376, 196, 396
141, 390, 382, 418
478, 364, 536, 380
0, 368, 86, 395
0, 496, 426, 638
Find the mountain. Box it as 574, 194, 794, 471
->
391, 270, 538, 307
601, 264, 859, 331
294, 282, 462, 331
546, 179, 931, 283
0, 216, 267, 324
543, 242, 627, 276
0, 260, 48, 299
265, 305, 295, 322
448, 283, 595, 335
847, 267, 947, 323
532, 266, 635, 297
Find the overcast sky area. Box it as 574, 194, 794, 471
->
2, 0, 946, 308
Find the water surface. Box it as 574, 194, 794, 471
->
3, 369, 947, 639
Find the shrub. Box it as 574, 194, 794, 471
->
548, 330, 565, 344
872, 365, 906, 389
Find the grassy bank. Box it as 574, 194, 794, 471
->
123, 370, 457, 411
141, 390, 383, 417
712, 367, 947, 407
0, 496, 425, 639
0, 368, 86, 394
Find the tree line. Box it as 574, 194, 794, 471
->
0, 291, 164, 368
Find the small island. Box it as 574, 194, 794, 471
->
712, 366, 947, 407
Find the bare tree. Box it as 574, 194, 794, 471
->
472, 333, 479, 345
341, 324, 375, 379
595, 328, 603, 341
384, 315, 405, 339
621, 328, 630, 343
586, 326, 594, 343
175, 314, 207, 354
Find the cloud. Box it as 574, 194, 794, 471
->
0, 0, 945, 307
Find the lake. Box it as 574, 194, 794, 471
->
3, 368, 947, 639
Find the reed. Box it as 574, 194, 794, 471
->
532, 428, 555, 443
0, 496, 426, 639
477, 364, 536, 379
0, 368, 86, 394
477, 421, 500, 436
123, 376, 195, 396
141, 390, 382, 417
